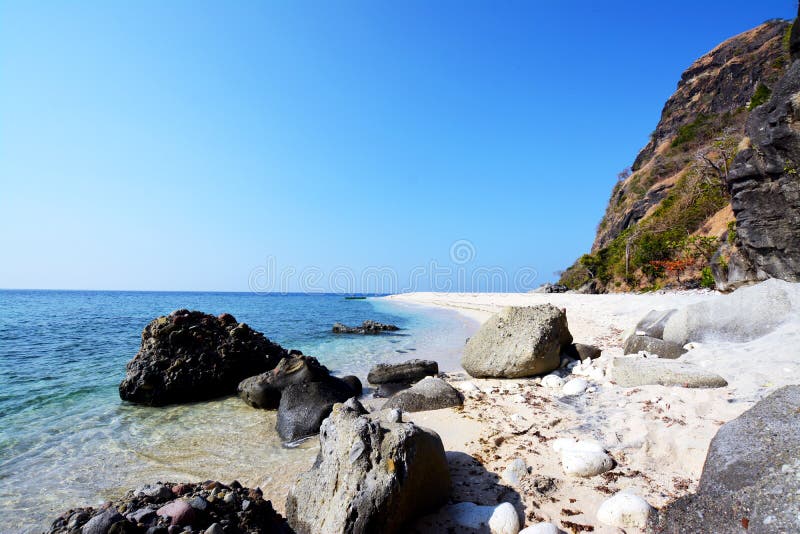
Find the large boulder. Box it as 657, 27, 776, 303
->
238, 354, 334, 409
462, 305, 573, 378
611, 357, 728, 388
367, 359, 439, 384
119, 310, 288, 406
623, 334, 686, 359
286, 398, 451, 534
662, 279, 799, 345
46, 481, 291, 533
382, 377, 463, 412
276, 381, 355, 442
649, 386, 800, 533
632, 309, 677, 339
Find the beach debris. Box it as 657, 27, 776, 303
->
119, 309, 288, 406
367, 359, 438, 384
286, 398, 450, 534
46, 481, 290, 534
562, 378, 589, 396
463, 305, 573, 378
597, 491, 653, 529
552, 438, 613, 477
382, 376, 463, 412
332, 320, 399, 334
610, 356, 728, 388
623, 334, 687, 359
502, 458, 530, 486
519, 521, 560, 534
649, 385, 800, 532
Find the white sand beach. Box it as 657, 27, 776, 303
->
382, 286, 800, 532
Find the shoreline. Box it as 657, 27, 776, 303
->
380, 288, 800, 531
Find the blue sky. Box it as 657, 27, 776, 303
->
1, 0, 795, 292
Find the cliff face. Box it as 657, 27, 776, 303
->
560, 19, 795, 292
720, 17, 800, 287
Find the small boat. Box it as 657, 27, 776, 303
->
344, 296, 367, 300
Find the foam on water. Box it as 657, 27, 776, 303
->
0, 290, 476, 532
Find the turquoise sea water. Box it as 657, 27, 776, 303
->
0, 290, 476, 533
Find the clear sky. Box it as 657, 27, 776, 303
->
1, 0, 795, 292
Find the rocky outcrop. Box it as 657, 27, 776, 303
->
462, 305, 573, 378
332, 320, 399, 334
648, 386, 800, 533
725, 21, 800, 284
47, 481, 290, 533
381, 376, 463, 412
119, 310, 287, 406
285, 398, 451, 534
367, 359, 438, 384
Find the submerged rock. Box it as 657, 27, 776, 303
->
611, 356, 728, 388
285, 398, 450, 533
463, 305, 573, 378
381, 376, 463, 412
649, 385, 800, 533
623, 334, 687, 359
332, 320, 399, 334
366, 359, 438, 384
119, 310, 288, 406
46, 481, 290, 534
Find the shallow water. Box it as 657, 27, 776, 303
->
0, 290, 475, 533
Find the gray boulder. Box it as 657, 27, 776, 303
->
238, 354, 333, 409
649, 386, 800, 533
623, 335, 686, 359
285, 398, 451, 534
382, 377, 463, 412
610, 357, 728, 388
633, 309, 677, 339
662, 279, 798, 345
276, 381, 354, 442
367, 359, 439, 384
462, 305, 573, 378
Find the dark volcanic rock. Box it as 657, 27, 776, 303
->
237, 354, 333, 409
648, 386, 800, 533
332, 320, 399, 334
46, 481, 291, 534
367, 359, 439, 384
276, 381, 355, 442
623, 334, 687, 360
382, 377, 463, 412
119, 310, 288, 406
726, 44, 800, 283
286, 398, 451, 534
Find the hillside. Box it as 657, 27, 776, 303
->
559, 19, 793, 292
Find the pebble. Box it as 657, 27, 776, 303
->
541, 374, 564, 388
562, 378, 588, 396
519, 523, 560, 534
552, 438, 613, 477
223, 492, 236, 504
156, 500, 195, 527
386, 408, 403, 423
446, 502, 520, 534
597, 491, 653, 528
502, 458, 529, 486
488, 502, 520, 534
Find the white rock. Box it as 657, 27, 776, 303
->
446, 502, 520, 534
552, 438, 613, 477
541, 374, 564, 388
502, 458, 528, 486
460, 381, 480, 392
519, 523, 560, 534
562, 378, 588, 396
597, 492, 653, 528
489, 502, 520, 534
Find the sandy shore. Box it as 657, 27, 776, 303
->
382, 290, 800, 532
